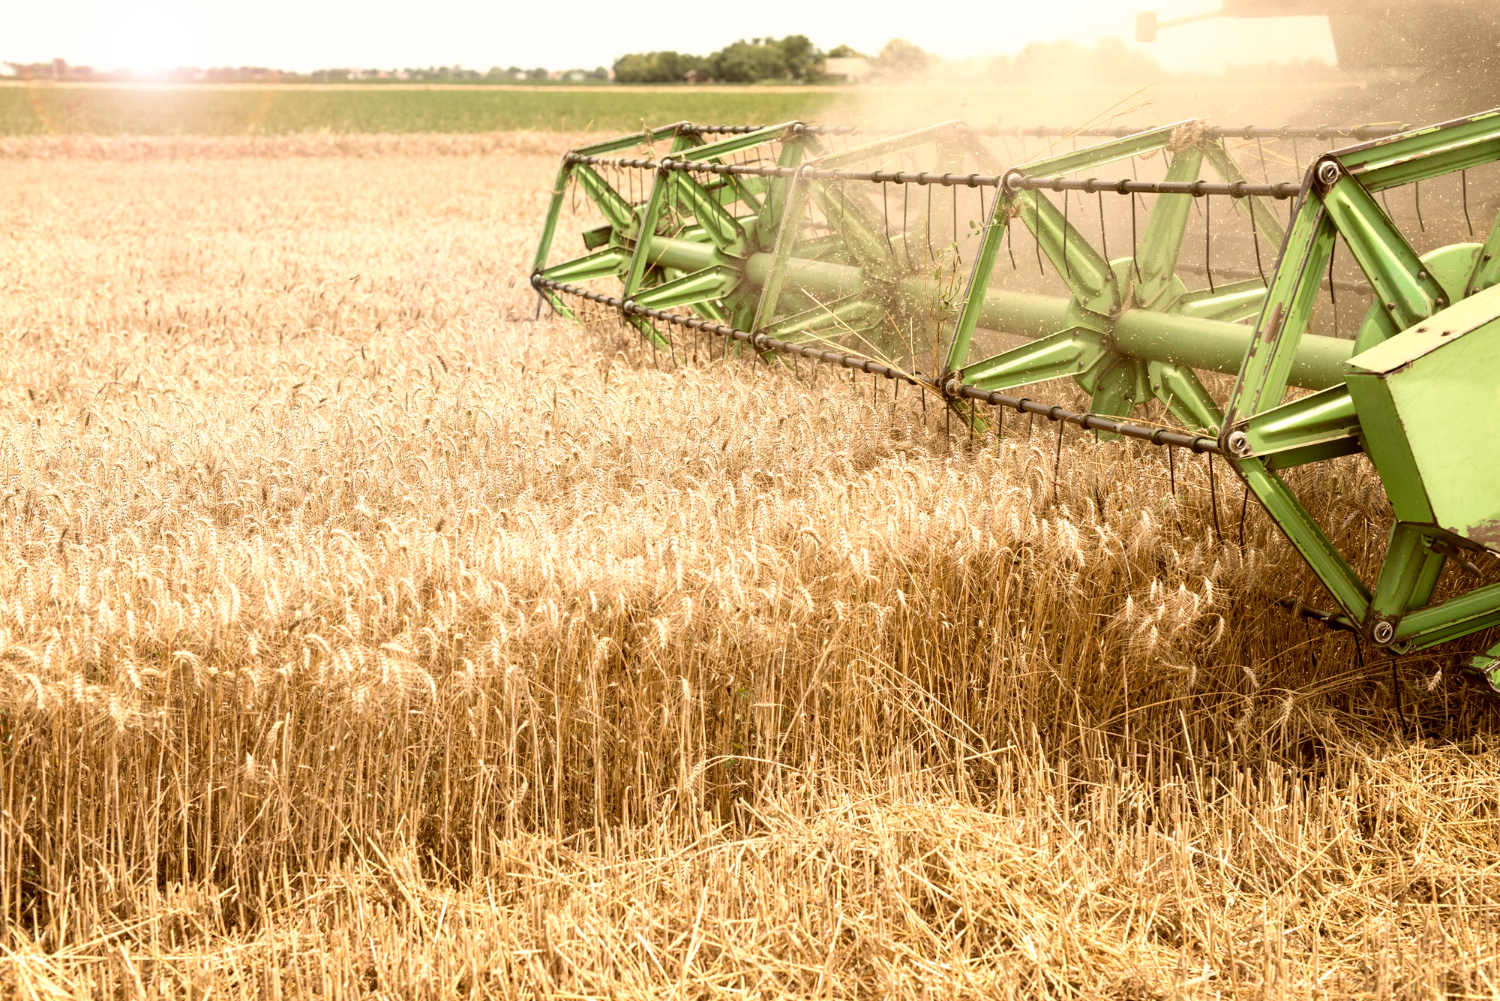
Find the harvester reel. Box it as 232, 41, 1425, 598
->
532, 110, 1500, 693
942, 128, 1290, 438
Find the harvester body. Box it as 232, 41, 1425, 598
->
1139, 0, 1500, 72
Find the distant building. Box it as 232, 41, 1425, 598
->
822, 57, 872, 83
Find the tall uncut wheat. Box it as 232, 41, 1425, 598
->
0, 132, 1496, 998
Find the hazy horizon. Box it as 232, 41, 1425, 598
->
2, 1, 1337, 77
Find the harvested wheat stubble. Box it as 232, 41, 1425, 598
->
0, 133, 1498, 999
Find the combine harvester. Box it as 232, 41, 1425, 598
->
530, 110, 1500, 693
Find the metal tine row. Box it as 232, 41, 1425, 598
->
565, 148, 1301, 200
534, 274, 1222, 450
536, 271, 1246, 547
549, 116, 1491, 383
686, 122, 1413, 141
560, 127, 1260, 352
554, 121, 1439, 358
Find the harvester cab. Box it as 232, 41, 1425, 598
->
1137, 1, 1500, 118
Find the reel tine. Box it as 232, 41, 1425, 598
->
1097, 189, 1108, 262
952, 183, 959, 260
1463, 169, 1475, 238
1207, 452, 1221, 544
1328, 237, 1337, 333
882, 182, 894, 255
927, 184, 935, 264
1062, 189, 1071, 280
1251, 210, 1267, 286
1035, 193, 1045, 277
1131, 191, 1141, 286
1053, 416, 1065, 504
901, 162, 911, 268
1238, 477, 1250, 548
1205, 186, 1214, 294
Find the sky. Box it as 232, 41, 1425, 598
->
0, 1, 1338, 76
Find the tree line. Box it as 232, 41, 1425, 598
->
612, 37, 930, 84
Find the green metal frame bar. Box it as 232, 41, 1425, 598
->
1134, 148, 1206, 308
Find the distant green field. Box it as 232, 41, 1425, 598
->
0, 84, 854, 136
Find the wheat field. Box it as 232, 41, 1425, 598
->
0, 132, 1498, 999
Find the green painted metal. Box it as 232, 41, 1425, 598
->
1345, 282, 1500, 548
943, 123, 1188, 375
1471, 212, 1500, 295
1321, 176, 1448, 331
1225, 108, 1500, 658
942, 124, 1297, 434
1466, 641, 1500, 695
533, 108, 1500, 675
1337, 111, 1500, 191
1112, 308, 1352, 390
1241, 384, 1363, 468
532, 121, 699, 317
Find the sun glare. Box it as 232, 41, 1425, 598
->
110, 12, 190, 75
